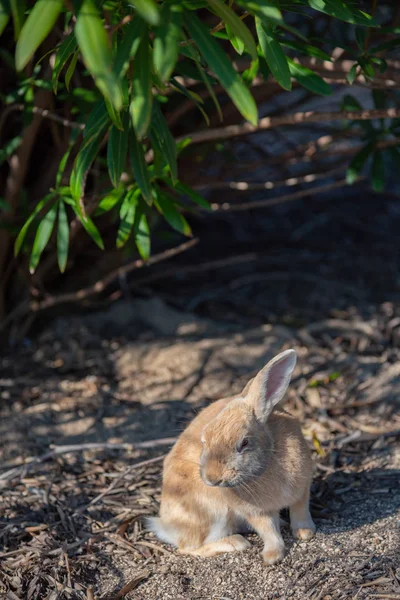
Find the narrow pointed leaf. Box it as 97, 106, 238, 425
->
95, 189, 123, 216
256, 18, 291, 91
174, 181, 211, 210
70, 200, 104, 249
154, 189, 192, 236
130, 130, 153, 204
117, 189, 139, 248
65, 48, 79, 91
186, 13, 257, 125
135, 209, 150, 259
0, 0, 10, 37
134, 0, 159, 25
153, 2, 182, 82
84, 101, 110, 143
130, 32, 152, 139
114, 18, 144, 78
70, 121, 109, 202
308, 0, 377, 26
108, 111, 129, 187
75, 0, 122, 110
346, 142, 374, 184
57, 200, 69, 272
10, 0, 26, 40
238, 1, 308, 42
150, 102, 177, 182
52, 31, 77, 93
29, 202, 58, 273
16, 0, 63, 70
226, 25, 245, 55
207, 0, 257, 59
288, 60, 332, 96
14, 192, 55, 256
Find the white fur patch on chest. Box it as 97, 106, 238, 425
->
204, 509, 232, 543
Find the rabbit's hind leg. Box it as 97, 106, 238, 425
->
179, 534, 251, 557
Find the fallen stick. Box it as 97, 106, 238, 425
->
0, 439, 176, 484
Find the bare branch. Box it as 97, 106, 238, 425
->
0, 238, 198, 333
177, 108, 400, 146
211, 178, 365, 212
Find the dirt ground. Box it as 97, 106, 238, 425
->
1, 288, 400, 600
2, 88, 400, 598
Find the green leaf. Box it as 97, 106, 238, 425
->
355, 27, 366, 51
105, 96, 124, 130
75, 0, 122, 110
371, 38, 400, 54
238, 1, 308, 42
256, 18, 291, 92
29, 202, 58, 273
207, 0, 257, 60
15, 0, 63, 70
10, 0, 25, 40
135, 208, 150, 259
117, 188, 139, 248
108, 111, 129, 188
70, 121, 109, 202
346, 142, 374, 184
154, 1, 182, 82
371, 150, 384, 192
14, 192, 55, 256
171, 180, 211, 209
79, 214, 104, 249
57, 200, 69, 272
169, 76, 210, 125
83, 100, 110, 143
341, 94, 362, 111
150, 102, 177, 182
308, 0, 377, 26
154, 188, 192, 236
69, 199, 104, 249
56, 130, 79, 188
114, 17, 144, 78
130, 130, 153, 204
185, 13, 257, 125
347, 64, 358, 84
288, 60, 332, 96
242, 58, 259, 88
95, 189, 123, 216
0, 0, 10, 37
130, 31, 152, 139
52, 31, 77, 93
278, 39, 332, 62
65, 48, 79, 91
225, 25, 244, 55
134, 0, 160, 26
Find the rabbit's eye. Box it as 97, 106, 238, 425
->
237, 438, 249, 453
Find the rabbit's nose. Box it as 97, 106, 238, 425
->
203, 476, 223, 487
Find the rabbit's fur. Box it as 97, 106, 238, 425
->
148, 349, 315, 564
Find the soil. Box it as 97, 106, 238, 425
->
2, 87, 400, 600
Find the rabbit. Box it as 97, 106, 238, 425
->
147, 348, 316, 565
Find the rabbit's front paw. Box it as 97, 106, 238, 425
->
293, 527, 315, 541
292, 520, 316, 541
262, 545, 285, 565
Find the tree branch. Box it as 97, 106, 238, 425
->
177, 108, 400, 146
0, 238, 198, 333
211, 178, 365, 212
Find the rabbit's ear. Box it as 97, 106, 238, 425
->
245, 349, 297, 422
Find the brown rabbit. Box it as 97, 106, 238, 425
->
147, 349, 315, 564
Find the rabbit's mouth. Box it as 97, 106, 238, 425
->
201, 476, 236, 488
